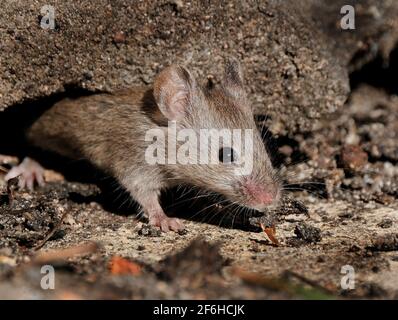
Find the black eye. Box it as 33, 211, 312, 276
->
219, 147, 236, 163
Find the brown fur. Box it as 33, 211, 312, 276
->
27, 59, 281, 231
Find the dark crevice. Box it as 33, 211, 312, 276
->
0, 85, 100, 159
349, 45, 398, 94
366, 154, 398, 166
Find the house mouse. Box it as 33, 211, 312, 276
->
5, 58, 281, 232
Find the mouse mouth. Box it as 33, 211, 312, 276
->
234, 177, 281, 211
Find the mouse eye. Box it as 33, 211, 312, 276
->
219, 147, 237, 164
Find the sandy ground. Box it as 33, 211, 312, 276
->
0, 0, 398, 301
0, 176, 397, 299
1, 82, 398, 299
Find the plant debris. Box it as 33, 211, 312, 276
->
377, 219, 393, 229
339, 144, 368, 173
158, 238, 225, 281
260, 224, 279, 246
367, 234, 398, 252
294, 223, 322, 243
138, 224, 162, 237
109, 256, 142, 276
32, 242, 100, 265
34, 207, 69, 250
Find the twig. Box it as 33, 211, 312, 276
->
231, 267, 293, 292
32, 241, 100, 265
283, 270, 335, 295
34, 210, 69, 250
233, 267, 335, 297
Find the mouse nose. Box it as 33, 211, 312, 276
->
242, 178, 275, 206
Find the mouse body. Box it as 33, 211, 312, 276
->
6, 59, 281, 231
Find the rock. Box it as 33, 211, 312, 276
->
137, 224, 161, 237
347, 85, 398, 163
339, 145, 368, 173
158, 238, 225, 281
310, 0, 398, 71
0, 0, 350, 134
294, 222, 322, 243
113, 31, 126, 44
377, 219, 393, 229
368, 234, 398, 252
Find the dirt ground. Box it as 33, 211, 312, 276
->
0, 81, 397, 299
0, 0, 398, 301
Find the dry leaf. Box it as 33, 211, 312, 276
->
109, 256, 141, 275
260, 223, 279, 246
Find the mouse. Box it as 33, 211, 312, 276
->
5, 57, 281, 232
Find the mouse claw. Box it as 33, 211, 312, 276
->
149, 214, 185, 232
163, 218, 185, 232
5, 157, 45, 191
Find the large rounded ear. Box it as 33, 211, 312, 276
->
222, 57, 246, 100
153, 64, 197, 121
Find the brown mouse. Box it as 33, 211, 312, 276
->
5, 58, 281, 232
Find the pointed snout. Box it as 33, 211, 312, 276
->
241, 177, 280, 210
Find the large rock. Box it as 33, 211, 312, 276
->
0, 0, 351, 134
304, 0, 398, 72
310, 0, 398, 71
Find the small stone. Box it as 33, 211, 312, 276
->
368, 233, 398, 252
374, 193, 395, 205
377, 219, 393, 229
339, 145, 368, 173
294, 222, 322, 243
113, 31, 126, 44
348, 244, 361, 252
178, 229, 188, 236
138, 224, 161, 237
372, 266, 380, 273
83, 71, 93, 80
338, 211, 354, 219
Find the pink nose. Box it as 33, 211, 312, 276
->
242, 179, 274, 205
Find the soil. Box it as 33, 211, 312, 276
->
0, 81, 398, 299
0, 0, 398, 300
0, 0, 351, 134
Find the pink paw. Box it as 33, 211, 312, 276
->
5, 158, 45, 190
149, 214, 185, 232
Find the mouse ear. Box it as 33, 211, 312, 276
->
153, 64, 196, 121
222, 57, 246, 100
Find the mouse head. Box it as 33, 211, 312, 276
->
153, 58, 281, 211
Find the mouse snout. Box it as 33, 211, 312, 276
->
240, 177, 279, 209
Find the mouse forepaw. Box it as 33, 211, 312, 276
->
5, 157, 45, 190
148, 212, 184, 232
